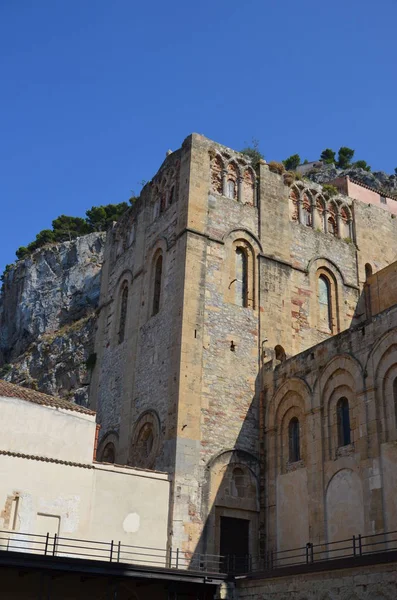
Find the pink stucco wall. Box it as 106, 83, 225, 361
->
332, 177, 397, 215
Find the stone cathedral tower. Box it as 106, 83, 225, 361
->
89, 133, 397, 559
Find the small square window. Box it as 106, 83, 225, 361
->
380, 196, 387, 204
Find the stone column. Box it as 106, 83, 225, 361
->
348, 219, 353, 240
336, 211, 342, 238
310, 199, 315, 228
222, 169, 228, 196
237, 176, 243, 202
298, 200, 303, 225
323, 209, 329, 233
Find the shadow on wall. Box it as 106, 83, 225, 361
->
188, 375, 262, 574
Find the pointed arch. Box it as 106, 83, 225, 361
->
224, 232, 258, 309
302, 190, 313, 227
289, 185, 300, 221
242, 166, 256, 206
211, 153, 224, 195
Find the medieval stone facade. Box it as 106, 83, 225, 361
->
89, 133, 397, 564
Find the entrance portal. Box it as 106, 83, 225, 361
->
219, 516, 249, 573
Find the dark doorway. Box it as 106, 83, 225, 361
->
219, 516, 249, 574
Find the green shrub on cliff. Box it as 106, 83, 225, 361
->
14, 202, 130, 261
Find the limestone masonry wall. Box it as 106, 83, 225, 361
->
90, 133, 397, 562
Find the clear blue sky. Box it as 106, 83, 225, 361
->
1, 0, 396, 275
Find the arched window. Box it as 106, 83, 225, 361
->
318, 275, 333, 332
169, 186, 175, 205
101, 442, 116, 464
235, 248, 248, 307
118, 284, 128, 344
289, 418, 300, 462
231, 467, 246, 498
152, 254, 163, 316
328, 216, 337, 236
337, 397, 351, 447
365, 263, 373, 280
302, 194, 312, 227
394, 378, 397, 428
136, 423, 154, 459
227, 179, 236, 199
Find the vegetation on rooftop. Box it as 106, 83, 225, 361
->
240, 138, 265, 169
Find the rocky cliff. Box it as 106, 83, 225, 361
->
0, 232, 105, 406
305, 164, 397, 196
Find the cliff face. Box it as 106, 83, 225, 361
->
0, 233, 105, 406
305, 164, 397, 195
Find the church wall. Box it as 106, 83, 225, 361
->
90, 146, 189, 472
365, 261, 397, 317
90, 133, 397, 565
168, 135, 261, 556
263, 302, 397, 553
354, 199, 397, 283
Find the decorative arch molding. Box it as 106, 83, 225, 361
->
204, 447, 259, 474
223, 232, 259, 309
225, 157, 243, 175
325, 468, 364, 544
97, 431, 119, 464
316, 354, 363, 459
316, 353, 364, 400
315, 354, 364, 408
306, 256, 347, 285
114, 269, 133, 291
147, 235, 170, 255
308, 258, 351, 334
222, 227, 263, 254
201, 449, 260, 521
366, 327, 397, 443
129, 409, 161, 469
365, 327, 397, 389
209, 149, 257, 203
267, 377, 312, 426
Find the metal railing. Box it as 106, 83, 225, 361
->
248, 529, 397, 573
0, 529, 227, 574
1, 529, 397, 576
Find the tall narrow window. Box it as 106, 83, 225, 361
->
235, 248, 248, 307
328, 217, 337, 236
394, 378, 397, 428
289, 417, 300, 462
318, 275, 332, 332
152, 254, 163, 316
118, 284, 128, 344
337, 397, 351, 447
227, 179, 236, 199
302, 195, 312, 227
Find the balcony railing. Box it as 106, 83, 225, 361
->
248, 529, 397, 573
1, 529, 397, 577
0, 529, 225, 574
